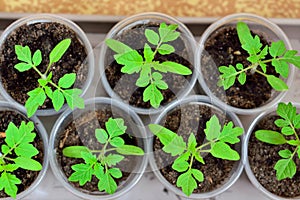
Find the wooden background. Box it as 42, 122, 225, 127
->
0, 0, 299, 18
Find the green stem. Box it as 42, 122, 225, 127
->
44, 63, 52, 77
31, 65, 46, 79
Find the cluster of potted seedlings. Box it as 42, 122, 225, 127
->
0, 11, 299, 200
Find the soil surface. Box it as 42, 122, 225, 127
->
0, 22, 88, 109
201, 25, 280, 109
248, 115, 300, 198
105, 23, 193, 109
56, 106, 143, 195
0, 110, 44, 198
153, 103, 241, 193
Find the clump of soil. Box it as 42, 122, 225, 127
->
56, 106, 144, 194
248, 115, 300, 198
201, 25, 280, 109
153, 103, 241, 193
105, 23, 193, 109
0, 22, 88, 109
0, 110, 44, 198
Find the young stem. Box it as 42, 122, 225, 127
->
44, 63, 52, 77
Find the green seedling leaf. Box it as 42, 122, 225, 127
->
0, 172, 21, 199
116, 145, 144, 155
144, 43, 154, 62
163, 135, 186, 156
176, 170, 197, 197
104, 154, 124, 167
97, 171, 117, 194
272, 59, 289, 78
145, 29, 159, 45
95, 129, 108, 144
238, 72, 246, 85
287, 140, 300, 146
266, 75, 288, 91
188, 133, 197, 152
69, 163, 94, 186
282, 50, 300, 68
172, 159, 189, 172
109, 168, 122, 179
32, 50, 42, 67
155, 61, 192, 75
294, 114, 300, 128
105, 118, 127, 138
116, 50, 143, 74
63, 88, 84, 110
14, 157, 42, 171
58, 73, 76, 88
25, 87, 46, 117
204, 115, 221, 141
62, 146, 90, 158
49, 38, 71, 64
282, 127, 294, 136
15, 45, 32, 64
255, 130, 286, 144
274, 158, 296, 180
52, 89, 64, 111
110, 137, 125, 147
275, 119, 290, 127
81, 152, 97, 164
270, 40, 286, 57
191, 169, 204, 182
158, 44, 175, 55
211, 142, 240, 160
218, 122, 243, 144
148, 124, 177, 145
143, 84, 163, 108
279, 149, 292, 159
14, 63, 32, 72
158, 23, 180, 43
105, 39, 133, 54
15, 143, 39, 158
218, 65, 237, 90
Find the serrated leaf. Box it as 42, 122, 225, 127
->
194, 153, 205, 164
94, 162, 104, 179
163, 135, 186, 156
218, 65, 237, 90
159, 24, 180, 43
62, 146, 90, 158
49, 38, 71, 64
52, 89, 65, 111
294, 114, 300, 128
281, 127, 294, 135
270, 40, 286, 57
25, 87, 47, 117
104, 154, 124, 167
218, 122, 243, 144
145, 29, 159, 45
237, 22, 262, 55
110, 137, 125, 147
266, 75, 288, 91
148, 124, 177, 145
14, 63, 32, 72
32, 49, 42, 66
204, 115, 221, 141
191, 169, 204, 182
15, 45, 31, 63
260, 62, 267, 73
58, 73, 76, 88
155, 61, 192, 75
277, 102, 295, 121
238, 72, 246, 85
136, 64, 151, 87
105, 118, 127, 138
81, 151, 97, 164
282, 52, 300, 68
255, 130, 286, 145
98, 172, 117, 194
116, 50, 143, 74
158, 44, 175, 55
271, 59, 289, 78
63, 89, 84, 110
5, 122, 19, 148
105, 39, 133, 54
15, 143, 38, 158
2, 164, 18, 172
274, 158, 296, 180
176, 170, 196, 196
211, 142, 240, 160
69, 163, 94, 186
109, 168, 122, 179
278, 149, 292, 159
95, 129, 108, 144
18, 121, 35, 143
144, 43, 154, 62
115, 145, 144, 155
0, 172, 21, 198
259, 45, 268, 60
143, 84, 163, 108
14, 157, 42, 171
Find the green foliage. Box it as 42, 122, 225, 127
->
63, 117, 144, 194
148, 115, 243, 196
255, 102, 300, 180
218, 21, 300, 91
105, 22, 192, 108
14, 38, 84, 117
0, 121, 42, 198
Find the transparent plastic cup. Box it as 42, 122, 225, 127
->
244, 102, 300, 200
0, 101, 48, 199
148, 95, 244, 199
49, 97, 148, 200
0, 14, 94, 116
99, 12, 198, 115
197, 13, 294, 115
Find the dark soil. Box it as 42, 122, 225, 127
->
248, 115, 300, 198
105, 23, 193, 109
0, 110, 44, 198
153, 103, 241, 193
56, 106, 143, 195
201, 25, 280, 109
0, 22, 88, 109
